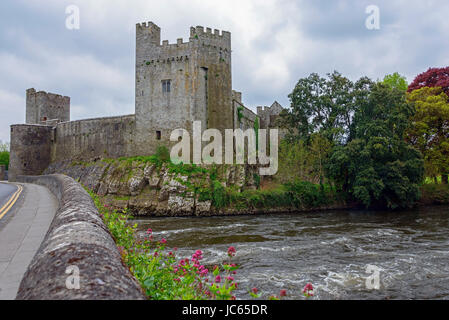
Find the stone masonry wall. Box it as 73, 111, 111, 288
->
15, 174, 145, 300
53, 115, 137, 162
234, 99, 258, 131
9, 124, 54, 182
135, 23, 233, 156
26, 88, 70, 125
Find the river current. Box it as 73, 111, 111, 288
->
135, 206, 449, 300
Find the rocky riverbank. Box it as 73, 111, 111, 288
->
44, 158, 256, 216
44, 155, 347, 217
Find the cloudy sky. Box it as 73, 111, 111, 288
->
1, 0, 448, 143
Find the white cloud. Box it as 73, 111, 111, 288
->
1, 0, 449, 142
0, 89, 24, 144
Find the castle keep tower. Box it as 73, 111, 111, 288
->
26, 88, 70, 125
135, 22, 233, 154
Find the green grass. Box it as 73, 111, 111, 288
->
420, 183, 449, 205
424, 176, 443, 184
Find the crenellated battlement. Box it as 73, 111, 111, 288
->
27, 88, 70, 102
136, 22, 230, 62
189, 26, 231, 40
136, 21, 161, 31
137, 23, 231, 66
189, 25, 231, 50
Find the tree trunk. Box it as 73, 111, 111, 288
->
442, 174, 448, 185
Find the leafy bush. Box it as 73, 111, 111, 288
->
0, 141, 9, 170
284, 180, 330, 207
218, 180, 336, 210
88, 189, 240, 300
211, 180, 229, 208
155, 145, 170, 162
420, 183, 449, 205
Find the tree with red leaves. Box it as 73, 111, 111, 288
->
408, 67, 449, 96
408, 66, 449, 184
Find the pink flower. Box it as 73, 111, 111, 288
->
146, 228, 152, 234
303, 283, 314, 298
215, 275, 221, 283
227, 276, 234, 282
160, 238, 167, 244
303, 283, 313, 292
227, 246, 236, 257
251, 287, 258, 294
280, 289, 287, 297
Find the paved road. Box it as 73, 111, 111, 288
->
0, 182, 58, 300
0, 183, 18, 215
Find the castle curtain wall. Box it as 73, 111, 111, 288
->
52, 115, 137, 162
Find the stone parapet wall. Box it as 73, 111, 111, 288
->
15, 174, 145, 300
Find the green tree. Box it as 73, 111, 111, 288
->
0, 141, 9, 170
382, 72, 408, 92
327, 83, 424, 209
281, 71, 373, 145
308, 133, 332, 187
406, 87, 449, 184
276, 139, 311, 184
276, 135, 331, 186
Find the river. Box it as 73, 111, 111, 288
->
135, 205, 449, 300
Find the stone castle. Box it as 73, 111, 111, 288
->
9, 22, 284, 181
